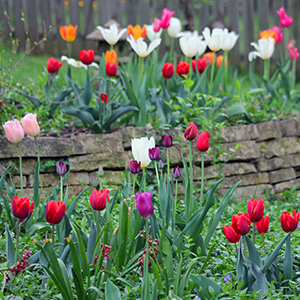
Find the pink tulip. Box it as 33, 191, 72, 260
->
160, 8, 175, 29
153, 17, 161, 32
21, 113, 40, 137
286, 40, 295, 50
289, 48, 299, 61
276, 7, 293, 27
3, 120, 24, 143
272, 26, 282, 44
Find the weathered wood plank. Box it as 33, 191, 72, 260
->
228, 0, 240, 65
257, 0, 269, 30
139, 0, 150, 25
167, 0, 180, 17
13, 0, 26, 50
126, 0, 137, 25
272, 0, 284, 26
83, 0, 95, 49
242, 0, 254, 67
69, 0, 81, 58
26, 0, 39, 53
198, 2, 209, 30
110, 0, 122, 25
0, 0, 11, 43
40, 0, 54, 54
53, 0, 66, 54
97, 0, 110, 26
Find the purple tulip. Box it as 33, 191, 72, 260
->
56, 161, 67, 176
136, 192, 154, 218
172, 167, 181, 179
130, 161, 141, 174
158, 159, 164, 170
161, 134, 173, 147
149, 147, 160, 161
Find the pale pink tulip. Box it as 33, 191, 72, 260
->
289, 48, 299, 61
3, 120, 24, 143
21, 113, 40, 137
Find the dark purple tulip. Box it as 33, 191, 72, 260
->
136, 192, 154, 218
130, 161, 141, 174
56, 161, 67, 176
162, 134, 173, 147
149, 147, 160, 161
172, 167, 181, 179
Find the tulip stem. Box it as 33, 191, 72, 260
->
132, 174, 136, 195
60, 175, 63, 202
167, 148, 170, 182
209, 52, 216, 93
143, 168, 146, 192
16, 221, 20, 260
252, 222, 255, 243
224, 51, 228, 92
52, 224, 55, 247
173, 179, 178, 235
142, 218, 150, 298
97, 211, 100, 237
262, 235, 266, 256
263, 59, 270, 81
243, 236, 247, 264
199, 152, 205, 208
154, 161, 160, 187
188, 141, 194, 207
18, 143, 23, 197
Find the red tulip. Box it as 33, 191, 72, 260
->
105, 62, 118, 77
223, 225, 241, 244
196, 131, 209, 152
247, 199, 264, 223
47, 57, 62, 75
162, 63, 174, 79
90, 189, 110, 211
46, 200, 66, 225
256, 216, 270, 234
231, 213, 251, 236
191, 58, 207, 74
176, 61, 189, 77
12, 195, 34, 220
130, 161, 141, 174
280, 210, 299, 233
79, 49, 95, 65
100, 93, 109, 103
184, 122, 197, 141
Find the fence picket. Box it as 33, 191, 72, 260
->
69, 0, 81, 58
83, 0, 95, 49
0, 0, 11, 42
53, 0, 66, 55
228, 0, 240, 65
126, 0, 136, 25
13, 0, 26, 50
242, 0, 254, 67
26, 0, 39, 54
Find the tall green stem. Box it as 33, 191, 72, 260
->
166, 148, 170, 182
16, 222, 20, 260
132, 174, 136, 195
188, 141, 194, 204
243, 236, 247, 264
252, 222, 255, 243
224, 51, 228, 92
142, 218, 150, 299
199, 152, 205, 208
60, 175, 63, 201
291, 53, 296, 90
209, 52, 216, 93
154, 161, 160, 187
143, 168, 146, 192
52, 224, 55, 247
173, 179, 178, 235
97, 211, 100, 237
263, 59, 270, 81
18, 143, 23, 196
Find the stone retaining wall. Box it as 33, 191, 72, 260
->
1, 118, 300, 200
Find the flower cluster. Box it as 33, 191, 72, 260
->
137, 234, 159, 271
9, 250, 31, 277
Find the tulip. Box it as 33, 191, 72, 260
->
272, 26, 283, 44
203, 52, 217, 65
167, 17, 181, 38
127, 24, 147, 40
153, 18, 161, 32
125, 155, 130, 170
131, 137, 155, 168
172, 167, 181, 179
248, 38, 275, 61
127, 36, 161, 58
105, 62, 118, 77
196, 131, 209, 152
90, 189, 110, 211
158, 159, 164, 170
216, 55, 227, 68
247, 199, 264, 223
59, 24, 77, 42
3, 120, 24, 144
97, 23, 127, 46
256, 216, 270, 234
162, 63, 174, 79
46, 200, 66, 224
259, 29, 277, 43
61, 56, 99, 70
100, 93, 109, 103
79, 49, 95, 65
289, 48, 299, 61
221, 28, 239, 51
12, 195, 34, 220
223, 225, 241, 243
280, 210, 300, 233
160, 8, 175, 29
179, 36, 199, 58
161, 134, 172, 147
231, 213, 251, 235
21, 113, 40, 137
130, 160, 141, 174
46, 57, 62, 75
56, 161, 67, 176
196, 38, 207, 56
286, 40, 295, 50
149, 147, 160, 161
105, 50, 118, 64
202, 27, 225, 52
192, 58, 207, 74
184, 122, 197, 140
277, 7, 293, 28
145, 24, 162, 42
176, 61, 189, 77
136, 192, 154, 218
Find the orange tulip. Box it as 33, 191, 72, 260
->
127, 25, 147, 40
259, 30, 277, 43
105, 50, 118, 63
216, 55, 227, 68
203, 52, 217, 65
59, 24, 77, 42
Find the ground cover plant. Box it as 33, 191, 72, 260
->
1, 4, 300, 300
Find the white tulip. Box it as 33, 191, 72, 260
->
221, 28, 239, 51
167, 17, 182, 38
131, 137, 155, 168
177, 30, 200, 39
97, 23, 127, 46
61, 56, 99, 70
145, 25, 162, 42
248, 38, 275, 61
127, 36, 161, 58
197, 38, 207, 56
179, 36, 205, 58
202, 27, 225, 52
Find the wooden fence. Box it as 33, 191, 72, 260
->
0, 0, 299, 68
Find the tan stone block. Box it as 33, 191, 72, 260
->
256, 121, 282, 141
279, 118, 300, 137
274, 178, 300, 193
219, 124, 259, 142
269, 168, 296, 184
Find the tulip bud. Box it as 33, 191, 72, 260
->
12, 195, 34, 221
100, 93, 109, 103
3, 120, 24, 144
59, 24, 77, 42
256, 216, 270, 234
105, 62, 118, 77
136, 192, 154, 218
222, 225, 241, 243
149, 147, 160, 161
21, 113, 40, 137
184, 122, 197, 141
56, 161, 67, 176
98, 165, 104, 178
162, 63, 174, 79
247, 199, 264, 223
125, 155, 130, 170
167, 17, 181, 38
280, 210, 299, 233
90, 189, 110, 211
231, 213, 251, 236
153, 17, 161, 32
161, 134, 172, 147
79, 49, 95, 65
196, 131, 209, 152
172, 167, 181, 179
158, 159, 164, 170
192, 58, 207, 74
46, 200, 66, 225
130, 161, 141, 174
